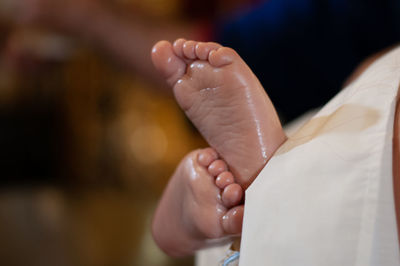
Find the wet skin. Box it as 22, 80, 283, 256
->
151, 39, 400, 256
152, 148, 244, 257
151, 39, 287, 256
151, 39, 287, 189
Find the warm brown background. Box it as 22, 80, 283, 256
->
0, 0, 235, 265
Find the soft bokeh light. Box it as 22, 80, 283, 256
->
0, 0, 212, 265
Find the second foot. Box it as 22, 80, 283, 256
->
152, 148, 244, 257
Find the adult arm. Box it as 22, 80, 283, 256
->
7, 0, 206, 86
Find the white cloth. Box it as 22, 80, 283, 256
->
196, 243, 232, 266
240, 46, 400, 265
196, 46, 400, 266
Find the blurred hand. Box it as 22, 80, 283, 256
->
1, 30, 74, 74
5, 0, 102, 32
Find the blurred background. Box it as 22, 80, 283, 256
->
0, 1, 196, 266
0, 0, 399, 265
0, 0, 252, 265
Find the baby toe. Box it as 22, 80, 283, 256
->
183, 40, 197, 59
173, 38, 186, 58
197, 148, 218, 167
221, 183, 243, 208
151, 40, 186, 87
208, 159, 228, 177
222, 205, 244, 235
216, 171, 234, 189
195, 42, 222, 60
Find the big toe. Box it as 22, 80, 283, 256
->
222, 205, 244, 235
151, 40, 186, 87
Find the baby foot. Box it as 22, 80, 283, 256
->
152, 39, 287, 188
152, 148, 244, 257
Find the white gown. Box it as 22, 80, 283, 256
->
197, 46, 400, 266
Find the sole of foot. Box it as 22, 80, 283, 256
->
152, 39, 286, 188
